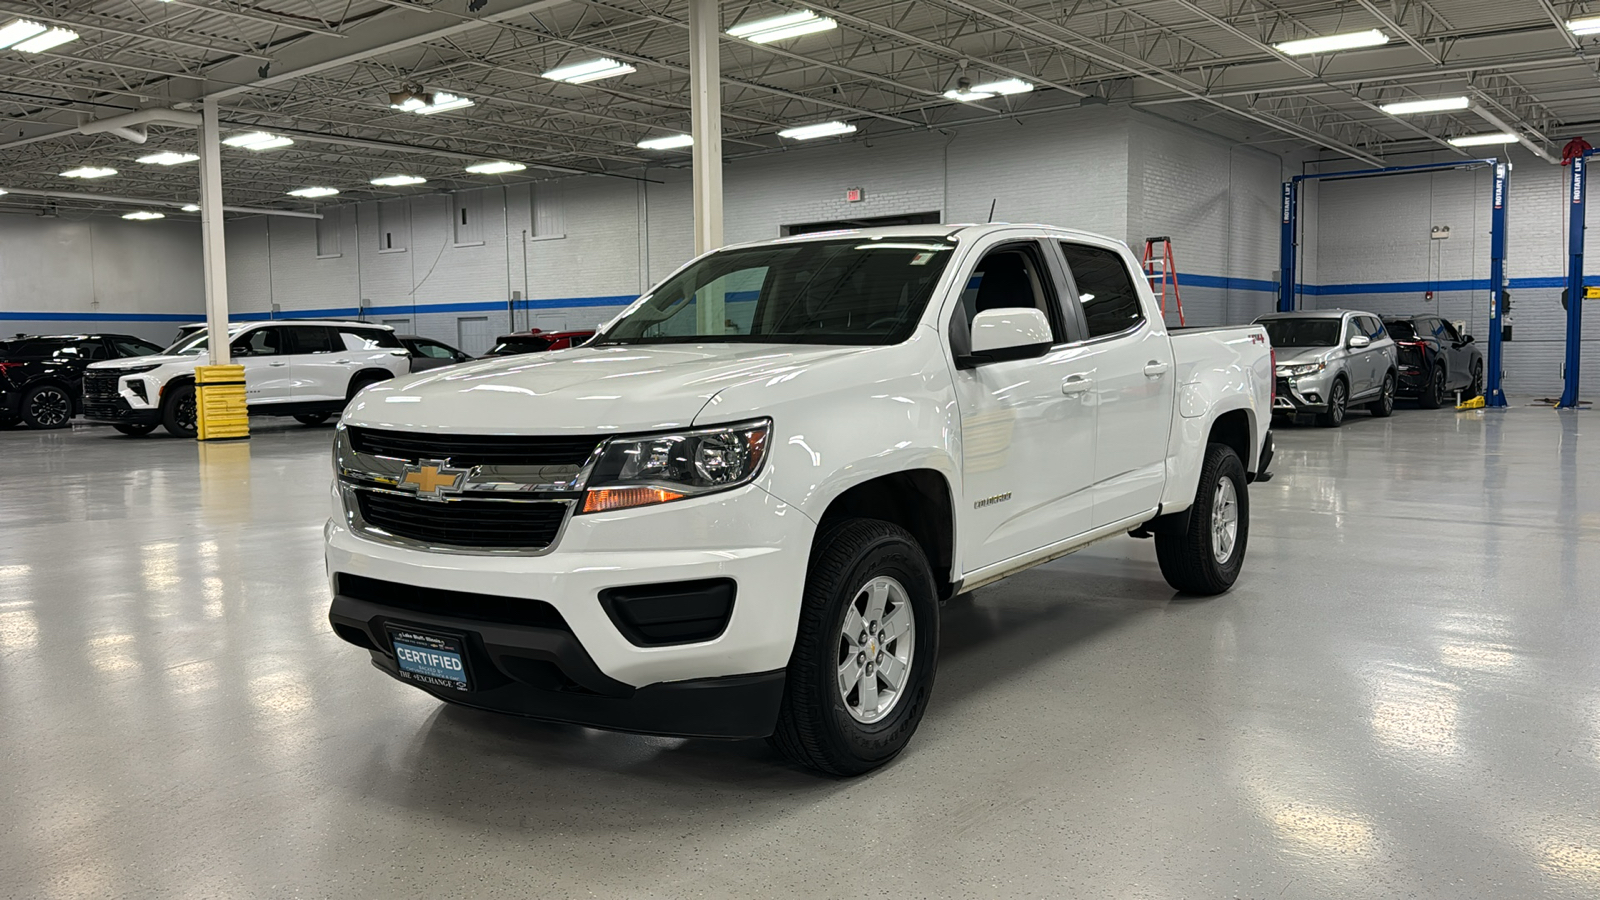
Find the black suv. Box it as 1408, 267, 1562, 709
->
1381, 315, 1485, 408
0, 334, 168, 429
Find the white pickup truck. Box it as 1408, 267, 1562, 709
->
326, 224, 1275, 775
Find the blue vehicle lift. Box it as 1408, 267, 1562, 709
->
1279, 159, 1510, 409
1559, 150, 1594, 409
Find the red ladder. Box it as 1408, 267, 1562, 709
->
1141, 236, 1186, 326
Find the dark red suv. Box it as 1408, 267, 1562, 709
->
484, 329, 596, 357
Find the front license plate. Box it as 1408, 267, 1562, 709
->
387, 626, 472, 692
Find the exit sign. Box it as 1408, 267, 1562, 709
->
846, 187, 864, 202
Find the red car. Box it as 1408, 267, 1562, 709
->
484, 329, 595, 357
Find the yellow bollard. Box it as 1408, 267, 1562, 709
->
194, 364, 250, 440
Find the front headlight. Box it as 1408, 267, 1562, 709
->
581, 419, 771, 513
1276, 362, 1325, 377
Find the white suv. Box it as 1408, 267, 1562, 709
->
84, 320, 411, 437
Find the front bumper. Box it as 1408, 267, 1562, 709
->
81, 394, 161, 424
1273, 371, 1335, 414
325, 481, 811, 735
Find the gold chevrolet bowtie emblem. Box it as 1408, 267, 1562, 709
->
399, 460, 467, 500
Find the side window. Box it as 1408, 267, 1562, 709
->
1362, 316, 1385, 339
415, 342, 454, 359
957, 242, 1063, 340
337, 327, 402, 350
286, 326, 337, 354
73, 340, 108, 360
1058, 242, 1144, 339
1440, 320, 1462, 342
233, 327, 286, 357
114, 339, 163, 357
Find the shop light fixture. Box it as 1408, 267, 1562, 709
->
465, 160, 527, 175
371, 174, 426, 187
1273, 29, 1388, 56
1567, 16, 1600, 35
137, 151, 199, 166
287, 186, 339, 198
1448, 133, 1519, 147
1380, 96, 1470, 115
181, 204, 200, 212
777, 120, 856, 140
60, 166, 116, 179
541, 57, 636, 84
944, 77, 1034, 102
726, 10, 837, 44
122, 211, 164, 221
0, 19, 78, 53
223, 131, 294, 150
391, 91, 474, 115
637, 134, 694, 150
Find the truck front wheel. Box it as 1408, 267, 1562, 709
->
771, 519, 940, 776
1155, 443, 1249, 595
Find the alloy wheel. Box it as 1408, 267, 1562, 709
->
28, 388, 71, 427
1212, 477, 1239, 564
836, 575, 916, 724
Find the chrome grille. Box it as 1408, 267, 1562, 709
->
353, 489, 569, 550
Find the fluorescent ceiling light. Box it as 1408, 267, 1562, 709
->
1273, 29, 1389, 56
464, 160, 526, 174
777, 120, 857, 140
392, 91, 474, 115
541, 58, 636, 84
726, 10, 837, 43
13, 26, 77, 53
0, 19, 46, 49
181, 204, 200, 212
371, 174, 426, 187
223, 131, 294, 150
637, 134, 694, 150
1448, 133, 1519, 147
1567, 16, 1600, 35
122, 211, 164, 221
287, 187, 339, 198
60, 166, 116, 179
945, 77, 1034, 101
1380, 96, 1470, 115
0, 188, 7, 196
137, 151, 199, 166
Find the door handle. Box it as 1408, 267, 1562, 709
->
1143, 360, 1170, 378
268, 361, 288, 367
1062, 375, 1094, 395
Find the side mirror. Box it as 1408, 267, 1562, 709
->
1348, 335, 1372, 349
957, 308, 1053, 369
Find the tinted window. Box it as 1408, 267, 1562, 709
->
232, 327, 286, 357
1360, 316, 1385, 339
1257, 318, 1340, 348
957, 243, 1063, 340
336, 327, 402, 350
1439, 320, 1463, 342
113, 338, 164, 357
1384, 319, 1419, 340
2, 338, 103, 359
1059, 243, 1144, 339
412, 341, 456, 359
286, 325, 336, 353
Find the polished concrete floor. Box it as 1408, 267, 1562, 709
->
1, 404, 1597, 899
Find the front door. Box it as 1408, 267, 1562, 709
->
1342, 316, 1372, 395
1057, 240, 1176, 525
950, 238, 1097, 572
230, 326, 294, 403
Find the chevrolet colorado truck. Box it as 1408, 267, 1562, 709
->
326, 224, 1275, 775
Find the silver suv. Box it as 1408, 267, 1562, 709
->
1255, 309, 1398, 427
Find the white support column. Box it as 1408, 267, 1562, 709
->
687, 0, 723, 255
199, 98, 232, 366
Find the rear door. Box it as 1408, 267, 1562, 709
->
949, 235, 1098, 571
230, 326, 294, 403
1057, 240, 1176, 526
282, 325, 344, 402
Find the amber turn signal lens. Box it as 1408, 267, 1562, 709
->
581, 486, 686, 513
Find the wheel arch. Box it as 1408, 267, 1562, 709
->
813, 469, 957, 599
346, 368, 395, 400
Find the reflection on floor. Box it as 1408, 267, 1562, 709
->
1, 409, 1597, 898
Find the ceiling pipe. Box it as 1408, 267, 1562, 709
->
76, 108, 204, 145
0, 187, 323, 219
1471, 105, 1559, 164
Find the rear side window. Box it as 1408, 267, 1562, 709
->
286, 326, 337, 353
2, 338, 103, 359
412, 341, 455, 359
1059, 243, 1144, 339
1384, 319, 1418, 340
337, 327, 403, 350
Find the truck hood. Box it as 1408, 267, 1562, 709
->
345, 343, 868, 434
1274, 347, 1335, 368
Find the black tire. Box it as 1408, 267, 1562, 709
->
1465, 362, 1484, 400
1368, 372, 1396, 418
113, 423, 158, 437
345, 371, 393, 403
161, 383, 198, 438
1316, 378, 1348, 427
1155, 443, 1249, 596
20, 383, 73, 429
770, 519, 940, 776
1419, 366, 1446, 409
294, 412, 332, 426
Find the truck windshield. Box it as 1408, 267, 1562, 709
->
1258, 318, 1341, 348
595, 238, 956, 346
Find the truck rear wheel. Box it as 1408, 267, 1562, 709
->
1155, 443, 1249, 595
770, 519, 939, 776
